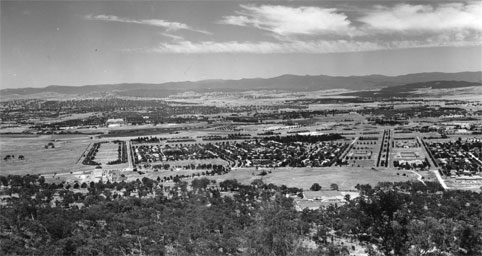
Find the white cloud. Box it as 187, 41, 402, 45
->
85, 14, 211, 34
153, 40, 374, 54
220, 3, 482, 37
151, 37, 481, 54
359, 2, 482, 33
220, 5, 356, 37
116, 3, 482, 55
161, 33, 184, 41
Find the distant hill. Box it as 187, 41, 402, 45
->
1, 71, 481, 98
343, 80, 482, 98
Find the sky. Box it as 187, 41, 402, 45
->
1, 0, 481, 89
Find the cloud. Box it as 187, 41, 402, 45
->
219, 5, 356, 37
359, 2, 482, 33
220, 3, 482, 38
161, 33, 184, 41
85, 14, 211, 35
118, 2, 482, 55
151, 37, 481, 54
153, 40, 377, 54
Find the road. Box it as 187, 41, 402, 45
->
335, 137, 358, 166
126, 140, 134, 170
432, 169, 448, 190
410, 170, 426, 185
417, 136, 437, 168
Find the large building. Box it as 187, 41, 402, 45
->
106, 118, 125, 128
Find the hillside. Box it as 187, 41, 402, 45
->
1, 71, 481, 98
343, 80, 482, 98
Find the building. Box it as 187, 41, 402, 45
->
106, 118, 125, 128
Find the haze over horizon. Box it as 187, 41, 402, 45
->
2, 70, 482, 91
2, 1, 482, 89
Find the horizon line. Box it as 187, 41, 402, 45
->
2, 70, 481, 91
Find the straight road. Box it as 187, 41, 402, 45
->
126, 140, 134, 170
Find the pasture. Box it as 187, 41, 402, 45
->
0, 134, 92, 175
211, 166, 417, 190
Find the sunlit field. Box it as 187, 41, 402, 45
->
210, 166, 418, 190
0, 134, 92, 175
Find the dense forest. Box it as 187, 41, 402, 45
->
0, 175, 481, 256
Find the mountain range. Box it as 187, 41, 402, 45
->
1, 71, 481, 99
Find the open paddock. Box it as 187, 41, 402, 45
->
0, 135, 92, 175
210, 167, 417, 190
444, 176, 482, 191
126, 168, 214, 183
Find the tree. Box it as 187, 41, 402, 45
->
0, 176, 9, 186
38, 176, 45, 185
191, 178, 210, 190
251, 179, 264, 188
220, 179, 239, 191
310, 183, 322, 191
141, 177, 154, 189
344, 194, 351, 202
330, 183, 339, 191
406, 217, 443, 255
245, 197, 302, 256
173, 176, 181, 183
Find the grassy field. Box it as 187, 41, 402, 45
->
210, 167, 417, 190
128, 169, 209, 183
0, 135, 93, 175
95, 142, 120, 165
